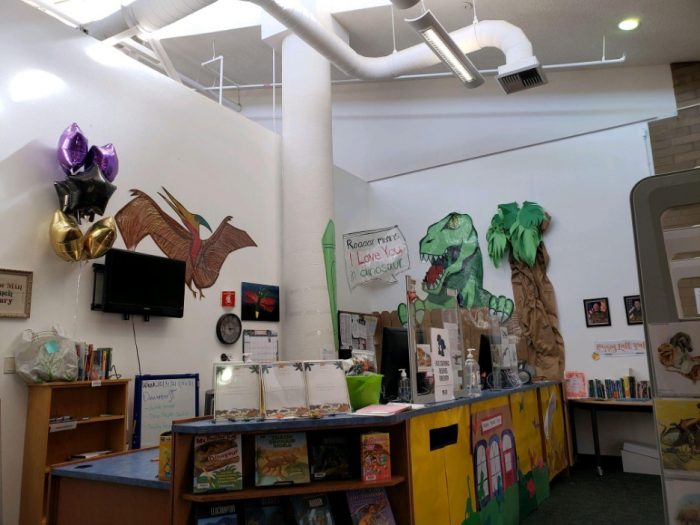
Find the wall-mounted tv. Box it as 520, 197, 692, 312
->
92, 249, 186, 319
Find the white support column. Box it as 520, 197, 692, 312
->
280, 1, 335, 360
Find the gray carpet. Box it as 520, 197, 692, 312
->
522, 462, 665, 525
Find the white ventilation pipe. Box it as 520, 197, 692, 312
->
84, 0, 538, 81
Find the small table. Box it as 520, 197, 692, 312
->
568, 398, 653, 476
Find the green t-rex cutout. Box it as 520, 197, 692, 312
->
398, 213, 514, 325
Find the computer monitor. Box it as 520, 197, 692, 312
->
380, 327, 411, 402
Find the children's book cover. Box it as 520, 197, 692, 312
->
346, 488, 396, 525
360, 432, 391, 482
291, 494, 335, 525
656, 398, 700, 477
195, 503, 238, 525
648, 322, 700, 397
243, 498, 286, 525
665, 478, 700, 524
255, 432, 310, 486
193, 433, 243, 493
309, 434, 354, 481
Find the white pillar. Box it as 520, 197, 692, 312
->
280, 1, 334, 361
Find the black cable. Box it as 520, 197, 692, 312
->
131, 317, 142, 376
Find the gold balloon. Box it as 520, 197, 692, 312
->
49, 210, 83, 262
83, 216, 117, 259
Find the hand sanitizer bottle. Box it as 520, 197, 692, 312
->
398, 368, 411, 402
464, 349, 481, 398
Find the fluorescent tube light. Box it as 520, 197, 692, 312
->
406, 10, 484, 88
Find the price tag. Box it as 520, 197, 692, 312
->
91, 380, 102, 387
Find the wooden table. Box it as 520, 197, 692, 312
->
568, 398, 653, 476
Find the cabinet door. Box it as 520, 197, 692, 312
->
539, 384, 567, 480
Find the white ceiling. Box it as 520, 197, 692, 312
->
39, 0, 700, 96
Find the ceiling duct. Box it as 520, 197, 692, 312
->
84, 0, 546, 93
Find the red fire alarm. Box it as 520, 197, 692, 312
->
221, 291, 236, 308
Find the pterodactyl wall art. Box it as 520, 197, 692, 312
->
115, 188, 256, 298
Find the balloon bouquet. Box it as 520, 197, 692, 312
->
49, 123, 119, 261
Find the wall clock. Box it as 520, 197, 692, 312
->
216, 313, 242, 345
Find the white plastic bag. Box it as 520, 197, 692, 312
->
15, 329, 78, 384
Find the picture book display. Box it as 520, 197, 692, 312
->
346, 488, 396, 525
309, 434, 354, 481
564, 371, 587, 398
361, 432, 391, 482
261, 362, 309, 419
655, 398, 700, 477
664, 478, 700, 524
195, 503, 238, 525
648, 321, 700, 397
213, 363, 262, 420
193, 433, 243, 493
243, 498, 285, 525
255, 432, 310, 486
291, 494, 335, 525
304, 360, 351, 416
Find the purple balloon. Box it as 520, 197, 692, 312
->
86, 144, 119, 182
57, 123, 88, 175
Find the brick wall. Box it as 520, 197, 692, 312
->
648, 62, 700, 174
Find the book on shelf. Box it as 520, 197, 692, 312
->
346, 488, 396, 525
255, 432, 310, 487
195, 503, 239, 525
74, 344, 112, 381
193, 433, 243, 493
291, 494, 335, 525
360, 432, 391, 482
586, 375, 651, 400
564, 371, 587, 398
309, 434, 355, 481
243, 497, 286, 525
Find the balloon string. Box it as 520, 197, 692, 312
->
73, 262, 87, 338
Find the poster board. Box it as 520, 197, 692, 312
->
132, 374, 199, 448
338, 310, 379, 359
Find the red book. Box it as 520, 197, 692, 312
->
360, 432, 391, 482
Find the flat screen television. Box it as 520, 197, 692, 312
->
95, 249, 186, 319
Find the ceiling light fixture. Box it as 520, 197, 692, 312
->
618, 17, 640, 31
406, 10, 485, 88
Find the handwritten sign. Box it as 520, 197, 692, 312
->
0, 269, 32, 318
594, 340, 647, 358
133, 374, 199, 448
343, 226, 409, 289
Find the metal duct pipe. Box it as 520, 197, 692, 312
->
84, 0, 540, 82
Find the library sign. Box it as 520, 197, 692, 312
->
343, 226, 410, 289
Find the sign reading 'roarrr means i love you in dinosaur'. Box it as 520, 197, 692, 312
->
343, 226, 410, 289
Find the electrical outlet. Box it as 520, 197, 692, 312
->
4, 356, 16, 374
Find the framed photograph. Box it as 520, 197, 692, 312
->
241, 282, 280, 322
624, 295, 644, 325
583, 297, 611, 327
0, 269, 33, 319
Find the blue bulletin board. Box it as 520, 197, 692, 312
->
132, 374, 199, 448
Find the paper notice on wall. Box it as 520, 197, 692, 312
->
343, 226, 410, 289
695, 288, 700, 314
594, 340, 647, 358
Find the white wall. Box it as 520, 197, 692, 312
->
242, 65, 677, 180
0, 2, 281, 524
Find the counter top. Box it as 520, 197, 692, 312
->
51, 448, 169, 490
173, 381, 559, 434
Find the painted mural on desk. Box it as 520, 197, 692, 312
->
471, 398, 519, 525
398, 212, 514, 326
115, 188, 256, 299
539, 385, 568, 480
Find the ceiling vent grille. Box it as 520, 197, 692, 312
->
496, 65, 548, 94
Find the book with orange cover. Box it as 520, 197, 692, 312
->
360, 432, 391, 482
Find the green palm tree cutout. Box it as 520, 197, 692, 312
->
486, 201, 548, 268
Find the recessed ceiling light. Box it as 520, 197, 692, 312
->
618, 18, 640, 31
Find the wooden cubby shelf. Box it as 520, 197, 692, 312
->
182, 475, 406, 503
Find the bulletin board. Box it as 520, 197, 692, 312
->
132, 374, 199, 448
337, 310, 379, 359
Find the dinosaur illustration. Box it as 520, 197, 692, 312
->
115, 188, 256, 298
398, 213, 513, 325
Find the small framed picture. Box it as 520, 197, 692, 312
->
583, 297, 611, 327
0, 269, 33, 319
624, 295, 643, 325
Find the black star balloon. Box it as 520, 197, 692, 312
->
67, 164, 117, 222
53, 178, 82, 215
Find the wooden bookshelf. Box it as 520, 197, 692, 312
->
20, 380, 129, 525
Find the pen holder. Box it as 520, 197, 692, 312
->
346, 373, 383, 410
